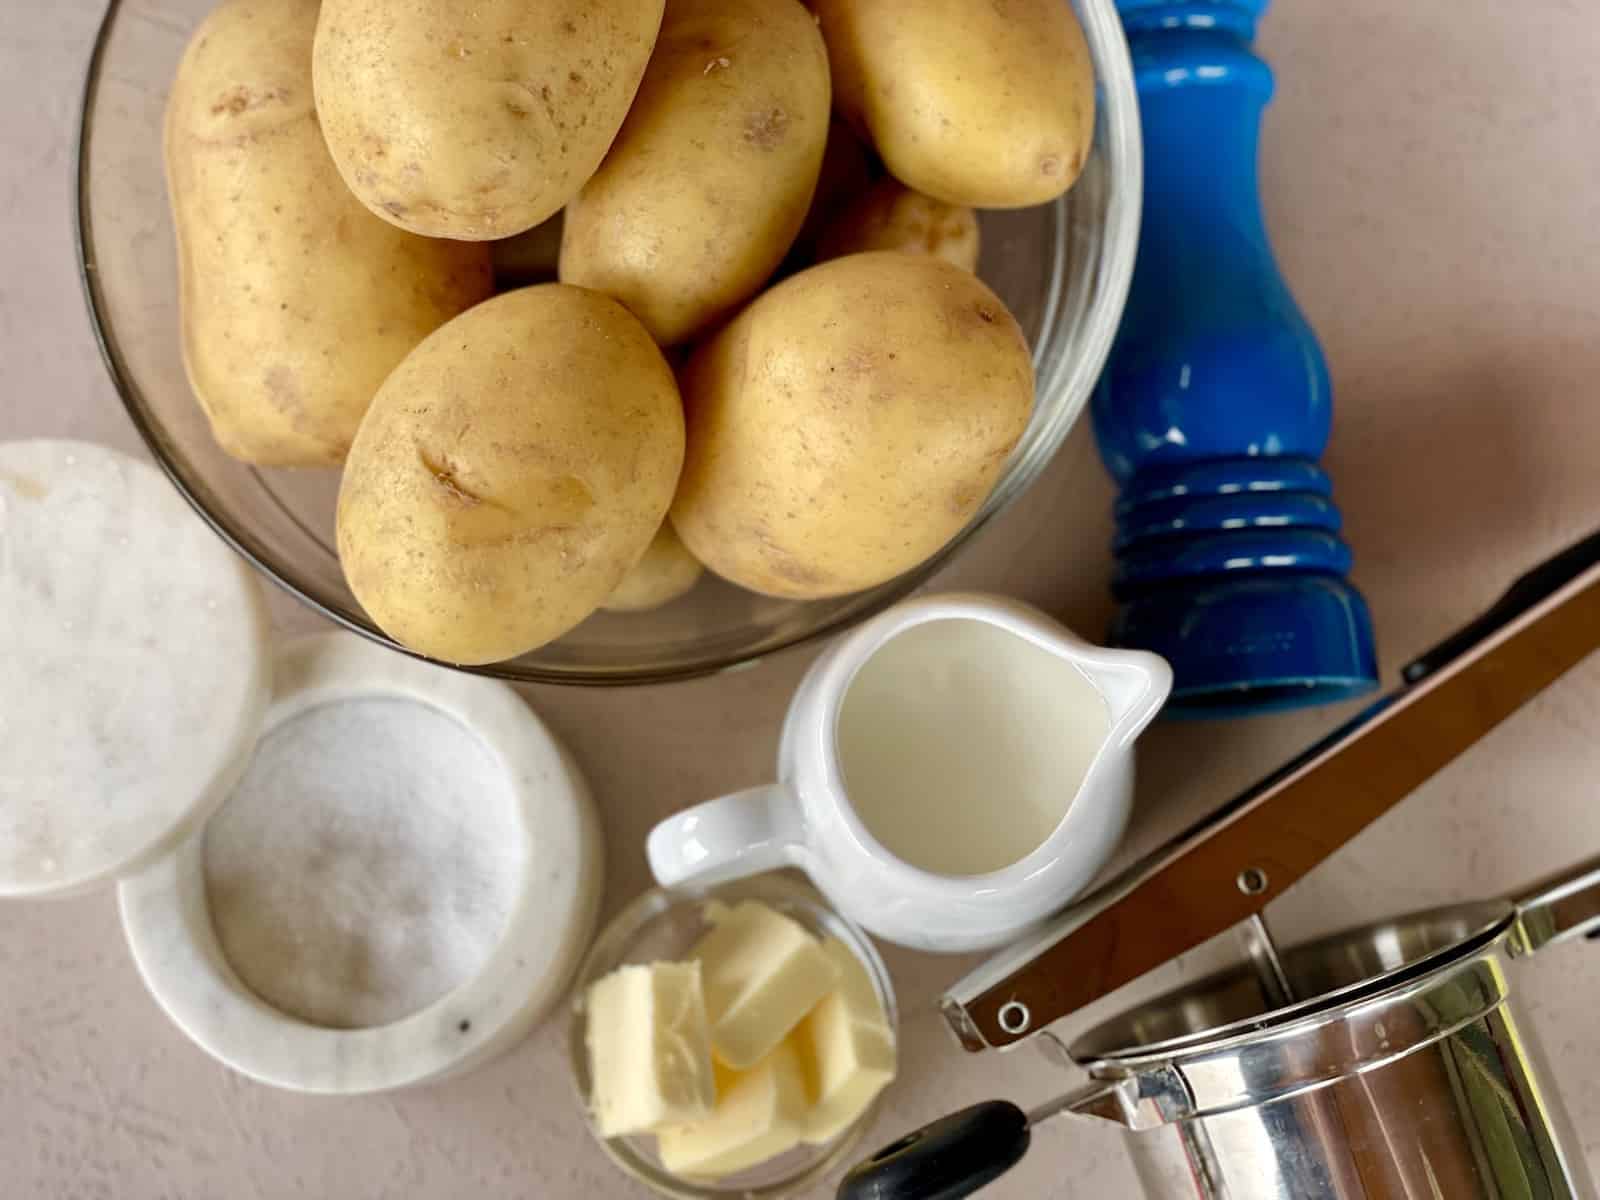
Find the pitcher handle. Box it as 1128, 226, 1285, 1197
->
647, 784, 806, 888
1509, 856, 1600, 956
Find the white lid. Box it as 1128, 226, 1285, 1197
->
0, 440, 270, 898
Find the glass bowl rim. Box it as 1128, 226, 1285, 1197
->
73, 0, 1143, 687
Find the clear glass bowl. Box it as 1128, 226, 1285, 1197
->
75, 0, 1141, 684
566, 875, 896, 1200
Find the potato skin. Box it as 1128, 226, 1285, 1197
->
819, 178, 980, 272
165, 0, 491, 467
559, 0, 830, 345
313, 0, 665, 240
602, 521, 704, 612
672, 253, 1034, 599
337, 286, 685, 664
812, 0, 1095, 208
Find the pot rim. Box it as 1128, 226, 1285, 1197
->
1075, 901, 1513, 1067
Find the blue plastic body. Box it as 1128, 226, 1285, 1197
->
1095, 0, 1377, 716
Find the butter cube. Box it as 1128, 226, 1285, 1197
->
689, 901, 841, 1069
798, 938, 897, 1144
657, 1037, 809, 1179
586, 962, 716, 1139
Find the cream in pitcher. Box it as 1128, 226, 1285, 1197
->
648, 595, 1172, 953
837, 618, 1112, 878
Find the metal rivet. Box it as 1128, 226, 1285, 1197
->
1237, 867, 1270, 895
998, 1000, 1031, 1035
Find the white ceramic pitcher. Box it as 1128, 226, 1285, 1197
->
648, 595, 1172, 952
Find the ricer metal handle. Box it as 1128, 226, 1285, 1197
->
1510, 857, 1600, 957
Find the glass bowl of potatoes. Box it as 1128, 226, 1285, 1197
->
567, 875, 897, 1199
76, 0, 1140, 683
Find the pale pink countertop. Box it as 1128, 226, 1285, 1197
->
7, 2, 1600, 1197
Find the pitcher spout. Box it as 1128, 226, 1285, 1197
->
1084, 646, 1173, 746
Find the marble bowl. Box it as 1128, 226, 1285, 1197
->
119, 634, 603, 1094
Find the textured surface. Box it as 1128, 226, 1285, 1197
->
6, 0, 1600, 1195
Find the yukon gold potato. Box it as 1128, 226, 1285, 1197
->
337, 286, 685, 664
603, 522, 704, 612
819, 178, 980, 272
673, 253, 1034, 599
313, 0, 665, 240
560, 0, 830, 345
165, 0, 492, 467
812, 0, 1095, 208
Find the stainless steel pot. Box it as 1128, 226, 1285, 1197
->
841, 861, 1600, 1199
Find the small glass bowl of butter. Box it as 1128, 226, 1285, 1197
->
568, 874, 897, 1199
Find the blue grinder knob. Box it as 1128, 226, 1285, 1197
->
1095, 0, 1377, 716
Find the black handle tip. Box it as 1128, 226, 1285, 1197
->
838, 1101, 1031, 1200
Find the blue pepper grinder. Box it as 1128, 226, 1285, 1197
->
1093, 0, 1377, 716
